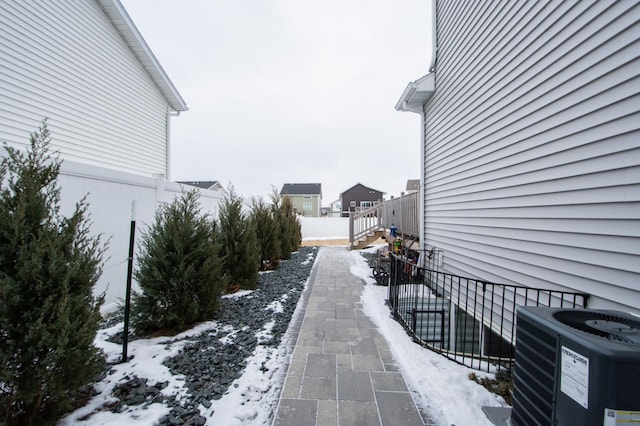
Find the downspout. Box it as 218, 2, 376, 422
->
430, 0, 437, 72
166, 109, 181, 180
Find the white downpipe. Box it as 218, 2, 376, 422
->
430, 0, 437, 72
167, 109, 181, 180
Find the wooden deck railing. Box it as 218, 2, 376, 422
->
382, 192, 419, 237
348, 204, 383, 249
348, 191, 420, 248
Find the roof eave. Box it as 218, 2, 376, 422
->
394, 73, 434, 113
98, 0, 188, 112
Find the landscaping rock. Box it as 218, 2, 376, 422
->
106, 247, 317, 425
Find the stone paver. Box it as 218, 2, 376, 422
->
273, 247, 428, 426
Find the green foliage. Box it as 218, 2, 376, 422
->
218, 186, 259, 291
250, 196, 280, 270
131, 190, 225, 334
270, 189, 301, 260
0, 122, 106, 425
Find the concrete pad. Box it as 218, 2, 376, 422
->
351, 355, 384, 371
300, 377, 336, 400
305, 353, 337, 378
349, 337, 379, 356
375, 391, 424, 426
370, 372, 408, 391
287, 359, 306, 377
324, 327, 349, 342
274, 399, 317, 426
337, 354, 352, 369
323, 341, 351, 354
337, 370, 374, 402
280, 376, 302, 399
338, 400, 381, 426
317, 400, 338, 426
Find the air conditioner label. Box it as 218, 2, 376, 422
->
603, 409, 640, 426
560, 346, 589, 409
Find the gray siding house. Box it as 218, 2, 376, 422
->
341, 183, 384, 217
0, 0, 214, 312
0, 0, 187, 178
396, 1, 640, 315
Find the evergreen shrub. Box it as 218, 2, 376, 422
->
131, 190, 225, 334
218, 186, 259, 291
0, 123, 106, 425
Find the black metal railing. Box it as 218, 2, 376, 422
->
387, 253, 589, 372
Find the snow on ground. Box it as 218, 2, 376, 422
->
62, 245, 504, 426
350, 245, 504, 426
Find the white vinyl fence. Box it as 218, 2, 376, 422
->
55, 160, 222, 313
299, 216, 349, 240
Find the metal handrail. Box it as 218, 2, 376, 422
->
387, 253, 589, 372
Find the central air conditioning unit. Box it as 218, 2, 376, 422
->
511, 306, 640, 426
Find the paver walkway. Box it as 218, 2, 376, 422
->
273, 246, 426, 426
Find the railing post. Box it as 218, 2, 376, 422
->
349, 211, 354, 250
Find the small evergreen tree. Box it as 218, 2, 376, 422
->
270, 189, 301, 260
131, 190, 225, 334
250, 196, 280, 270
0, 122, 106, 425
283, 196, 302, 252
218, 186, 259, 291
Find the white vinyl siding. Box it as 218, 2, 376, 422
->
0, 1, 170, 177
423, 1, 640, 313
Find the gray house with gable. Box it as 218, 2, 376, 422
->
396, 1, 640, 315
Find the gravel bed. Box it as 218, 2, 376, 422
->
102, 246, 318, 425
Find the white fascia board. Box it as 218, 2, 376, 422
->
394, 73, 435, 113
98, 0, 188, 112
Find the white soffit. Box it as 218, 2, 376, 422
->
395, 73, 434, 112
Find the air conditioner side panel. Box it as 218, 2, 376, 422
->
555, 344, 640, 426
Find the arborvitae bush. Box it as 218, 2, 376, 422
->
283, 196, 302, 252
270, 190, 301, 260
250, 196, 280, 270
218, 186, 259, 291
131, 190, 225, 334
0, 123, 106, 425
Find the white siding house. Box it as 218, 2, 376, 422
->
0, 0, 186, 177
1, 1, 222, 311
397, 1, 640, 315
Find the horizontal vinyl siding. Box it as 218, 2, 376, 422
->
424, 0, 640, 313
0, 0, 170, 176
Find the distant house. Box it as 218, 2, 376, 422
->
396, 1, 640, 315
330, 199, 342, 213
178, 181, 224, 192
340, 183, 384, 217
405, 179, 420, 194
280, 183, 322, 217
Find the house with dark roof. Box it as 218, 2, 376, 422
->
280, 183, 322, 217
340, 183, 384, 217
178, 181, 223, 192
405, 179, 420, 194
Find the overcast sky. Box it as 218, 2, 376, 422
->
120, 0, 432, 204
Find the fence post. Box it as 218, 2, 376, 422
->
121, 201, 136, 363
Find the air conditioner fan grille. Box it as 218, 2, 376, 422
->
553, 311, 640, 345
